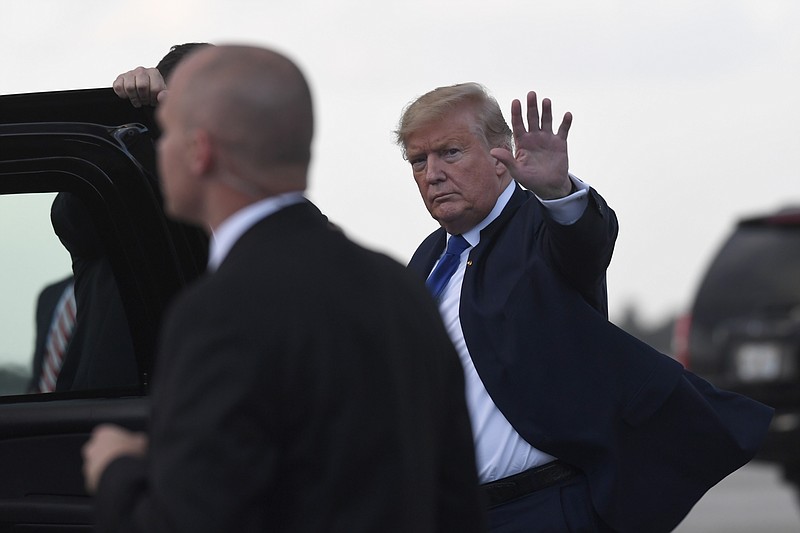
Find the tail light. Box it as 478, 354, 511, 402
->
672, 312, 692, 369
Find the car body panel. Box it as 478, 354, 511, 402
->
0, 88, 207, 530
683, 207, 800, 486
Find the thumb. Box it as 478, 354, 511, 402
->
156, 89, 169, 105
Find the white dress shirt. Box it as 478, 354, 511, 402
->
430, 176, 589, 483
207, 192, 306, 272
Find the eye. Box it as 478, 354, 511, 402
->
442, 147, 461, 159
409, 156, 427, 172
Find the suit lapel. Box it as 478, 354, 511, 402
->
408, 183, 532, 278
407, 228, 447, 280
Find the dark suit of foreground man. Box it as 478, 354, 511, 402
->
82, 45, 484, 533
397, 83, 773, 532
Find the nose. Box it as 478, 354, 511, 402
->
425, 155, 445, 183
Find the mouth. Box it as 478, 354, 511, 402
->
431, 192, 455, 204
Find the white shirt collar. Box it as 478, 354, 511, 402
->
459, 180, 516, 247
207, 191, 306, 271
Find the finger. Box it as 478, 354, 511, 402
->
116, 67, 145, 107
557, 111, 573, 140
112, 75, 127, 99
540, 98, 553, 133
143, 70, 167, 106
526, 91, 539, 131
156, 88, 169, 104
132, 70, 153, 108
509, 99, 527, 139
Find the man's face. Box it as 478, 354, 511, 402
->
404, 106, 510, 235
155, 71, 203, 225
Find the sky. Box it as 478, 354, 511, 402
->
3, 0, 800, 334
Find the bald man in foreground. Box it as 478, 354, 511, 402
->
81, 44, 485, 533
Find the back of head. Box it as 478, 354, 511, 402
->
395, 82, 512, 156
156, 42, 213, 82
178, 45, 314, 177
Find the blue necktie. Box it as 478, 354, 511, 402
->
426, 235, 470, 299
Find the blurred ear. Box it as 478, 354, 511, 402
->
190, 129, 213, 176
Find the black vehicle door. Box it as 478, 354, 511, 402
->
0, 88, 207, 531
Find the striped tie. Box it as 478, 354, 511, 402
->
426, 235, 470, 300
38, 283, 77, 393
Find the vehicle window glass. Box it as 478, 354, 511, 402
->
694, 226, 800, 322
0, 192, 138, 396
0, 193, 70, 394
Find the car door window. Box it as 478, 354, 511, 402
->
0, 192, 138, 396
0, 92, 209, 405
0, 193, 71, 394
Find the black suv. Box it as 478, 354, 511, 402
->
677, 206, 800, 494
0, 88, 208, 530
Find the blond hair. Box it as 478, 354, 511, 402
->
394, 82, 512, 157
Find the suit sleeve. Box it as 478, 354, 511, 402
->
92, 456, 148, 533
93, 289, 281, 533
539, 187, 619, 313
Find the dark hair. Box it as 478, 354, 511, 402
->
156, 43, 212, 81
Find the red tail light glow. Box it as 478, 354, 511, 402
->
672, 312, 692, 369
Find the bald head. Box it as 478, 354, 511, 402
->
156, 45, 314, 228
169, 44, 313, 177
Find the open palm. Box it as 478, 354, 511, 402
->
491, 91, 572, 199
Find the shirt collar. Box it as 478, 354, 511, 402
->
207, 191, 306, 271
458, 180, 516, 247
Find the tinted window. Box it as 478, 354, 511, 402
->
0, 193, 72, 394
0, 192, 138, 396
693, 224, 800, 324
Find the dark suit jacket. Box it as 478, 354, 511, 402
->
50, 192, 138, 392
409, 184, 773, 533
94, 200, 485, 533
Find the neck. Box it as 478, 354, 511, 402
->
202, 165, 307, 230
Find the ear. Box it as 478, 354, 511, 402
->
489, 146, 511, 177
189, 129, 214, 177
494, 156, 508, 177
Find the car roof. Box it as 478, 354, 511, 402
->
0, 88, 159, 135
739, 206, 800, 227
